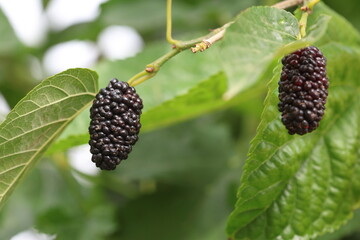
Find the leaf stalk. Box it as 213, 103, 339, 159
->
166, 0, 180, 46
298, 0, 321, 39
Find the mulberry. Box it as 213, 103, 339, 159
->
278, 46, 328, 135
89, 79, 143, 170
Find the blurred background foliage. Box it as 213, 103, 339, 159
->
0, 0, 359, 239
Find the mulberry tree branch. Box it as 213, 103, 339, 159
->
272, 0, 303, 9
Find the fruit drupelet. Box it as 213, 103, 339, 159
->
89, 79, 143, 170
278, 46, 328, 135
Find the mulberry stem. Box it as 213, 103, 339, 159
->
272, 0, 303, 9
297, 0, 321, 39
129, 49, 179, 87
298, 11, 309, 39
127, 71, 148, 86
307, 0, 321, 10
166, 0, 180, 46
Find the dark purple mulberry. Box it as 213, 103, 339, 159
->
278, 46, 328, 135
89, 79, 143, 170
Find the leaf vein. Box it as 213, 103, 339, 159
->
58, 73, 89, 92
0, 149, 37, 160
0, 92, 94, 130
0, 164, 26, 177
0, 119, 68, 146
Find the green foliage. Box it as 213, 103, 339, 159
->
0, 1, 360, 240
0, 69, 98, 210
226, 3, 360, 239
227, 45, 360, 240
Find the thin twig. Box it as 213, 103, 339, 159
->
298, 0, 321, 39
166, 0, 179, 45
191, 22, 232, 53
272, 0, 303, 9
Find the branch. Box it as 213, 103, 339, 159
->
272, 0, 303, 10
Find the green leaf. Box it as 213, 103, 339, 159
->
140, 72, 227, 132
227, 44, 360, 240
308, 3, 360, 47
219, 6, 328, 99
317, 209, 360, 240
0, 68, 98, 210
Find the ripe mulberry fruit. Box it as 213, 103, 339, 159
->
89, 79, 143, 170
278, 46, 328, 135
